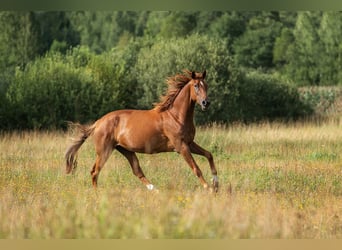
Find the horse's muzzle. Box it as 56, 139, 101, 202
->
201, 99, 210, 111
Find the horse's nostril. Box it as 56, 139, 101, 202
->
202, 100, 210, 107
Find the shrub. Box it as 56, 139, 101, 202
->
5, 45, 142, 130
299, 86, 341, 116
6, 48, 96, 129
0, 70, 14, 130
3, 39, 313, 130
237, 70, 313, 122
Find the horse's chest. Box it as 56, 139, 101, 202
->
162, 117, 196, 145
180, 125, 195, 142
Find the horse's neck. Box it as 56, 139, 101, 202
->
169, 84, 195, 125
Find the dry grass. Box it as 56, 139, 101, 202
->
0, 120, 341, 238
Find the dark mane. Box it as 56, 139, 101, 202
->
154, 70, 192, 112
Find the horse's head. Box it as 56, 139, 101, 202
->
189, 70, 210, 111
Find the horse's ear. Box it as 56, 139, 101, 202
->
191, 71, 196, 79
202, 70, 206, 79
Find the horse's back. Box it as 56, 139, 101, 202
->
93, 109, 172, 154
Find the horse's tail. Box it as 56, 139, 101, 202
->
65, 122, 96, 174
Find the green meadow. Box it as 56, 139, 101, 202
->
0, 121, 341, 238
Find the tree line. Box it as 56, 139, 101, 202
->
1, 11, 340, 129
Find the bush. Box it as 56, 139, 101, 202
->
0, 70, 14, 130
237, 71, 313, 122
6, 48, 95, 129
2, 38, 313, 130
5, 45, 141, 130
299, 87, 341, 116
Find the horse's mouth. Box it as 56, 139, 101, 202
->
201, 105, 208, 111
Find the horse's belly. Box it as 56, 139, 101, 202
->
139, 137, 173, 154
118, 130, 173, 154
113, 109, 175, 154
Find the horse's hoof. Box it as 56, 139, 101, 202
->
212, 185, 219, 193
212, 176, 219, 193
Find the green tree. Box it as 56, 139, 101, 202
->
207, 11, 248, 51
193, 11, 223, 33
158, 11, 197, 38
0, 12, 40, 129
278, 11, 298, 28
0, 11, 79, 69
318, 12, 342, 85
69, 12, 118, 53
286, 11, 322, 85
69, 11, 147, 53
34, 11, 80, 54
233, 12, 282, 70
144, 11, 169, 37
0, 11, 39, 69
273, 27, 294, 67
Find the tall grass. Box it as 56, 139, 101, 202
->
0, 121, 341, 238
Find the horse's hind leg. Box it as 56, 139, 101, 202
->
90, 148, 112, 188
116, 146, 155, 190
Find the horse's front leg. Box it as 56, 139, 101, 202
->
178, 142, 209, 189
189, 141, 219, 192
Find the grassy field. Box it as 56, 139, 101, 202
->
0, 120, 341, 238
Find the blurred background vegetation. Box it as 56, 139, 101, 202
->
1, 11, 342, 130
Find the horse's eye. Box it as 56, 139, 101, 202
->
194, 84, 199, 89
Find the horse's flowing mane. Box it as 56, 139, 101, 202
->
154, 70, 192, 112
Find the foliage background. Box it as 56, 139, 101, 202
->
1, 11, 342, 129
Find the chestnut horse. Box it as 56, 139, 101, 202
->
65, 70, 219, 192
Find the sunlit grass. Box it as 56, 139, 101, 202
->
0, 121, 341, 238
